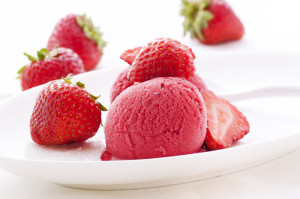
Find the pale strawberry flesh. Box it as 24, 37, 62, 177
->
202, 90, 249, 150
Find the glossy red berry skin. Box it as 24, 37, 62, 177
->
199, 0, 244, 44
20, 47, 84, 91
128, 38, 196, 82
30, 80, 101, 145
47, 14, 104, 71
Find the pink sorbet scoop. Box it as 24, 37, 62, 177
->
104, 77, 207, 159
110, 67, 207, 103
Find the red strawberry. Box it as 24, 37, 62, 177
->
47, 14, 106, 71
120, 46, 143, 65
181, 0, 244, 44
18, 47, 84, 91
201, 90, 250, 150
30, 75, 107, 145
128, 38, 196, 82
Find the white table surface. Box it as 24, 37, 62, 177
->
0, 0, 300, 198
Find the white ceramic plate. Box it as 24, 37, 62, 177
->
0, 52, 300, 190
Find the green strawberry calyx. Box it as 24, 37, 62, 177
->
24, 48, 59, 62
62, 74, 108, 112
17, 48, 59, 79
76, 14, 107, 52
180, 0, 214, 40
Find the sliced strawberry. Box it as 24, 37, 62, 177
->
202, 90, 250, 150
120, 47, 143, 65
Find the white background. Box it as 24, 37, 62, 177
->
0, 0, 300, 198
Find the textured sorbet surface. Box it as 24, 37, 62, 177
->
110, 67, 207, 103
105, 77, 207, 159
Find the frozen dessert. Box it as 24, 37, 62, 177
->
110, 67, 132, 102
187, 73, 207, 92
104, 77, 207, 159
110, 68, 207, 103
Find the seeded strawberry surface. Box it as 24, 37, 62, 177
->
19, 47, 84, 91
30, 80, 102, 145
128, 38, 196, 82
181, 0, 244, 44
47, 14, 106, 71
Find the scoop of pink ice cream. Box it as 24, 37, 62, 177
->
105, 77, 207, 159
110, 68, 207, 102
110, 67, 132, 102
188, 73, 207, 92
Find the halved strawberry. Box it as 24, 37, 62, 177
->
120, 47, 142, 65
202, 90, 250, 150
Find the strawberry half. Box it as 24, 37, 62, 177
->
202, 90, 250, 150
120, 47, 143, 65
47, 14, 106, 71
181, 0, 244, 44
30, 75, 107, 145
128, 38, 196, 82
18, 47, 84, 91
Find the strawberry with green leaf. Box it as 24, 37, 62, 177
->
18, 47, 84, 91
181, 0, 244, 44
30, 75, 107, 145
47, 14, 106, 71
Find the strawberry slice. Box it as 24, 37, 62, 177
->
202, 90, 250, 150
120, 46, 142, 65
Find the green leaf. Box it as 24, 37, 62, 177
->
97, 102, 107, 111
76, 14, 106, 51
16, 65, 27, 79
180, 0, 213, 40
89, 93, 100, 101
62, 74, 73, 84
50, 47, 59, 58
76, 81, 85, 88
40, 48, 49, 54
24, 52, 37, 62
37, 51, 46, 60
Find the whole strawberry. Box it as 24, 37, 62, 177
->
47, 14, 106, 71
30, 75, 107, 145
18, 47, 84, 91
128, 38, 196, 82
181, 0, 244, 44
